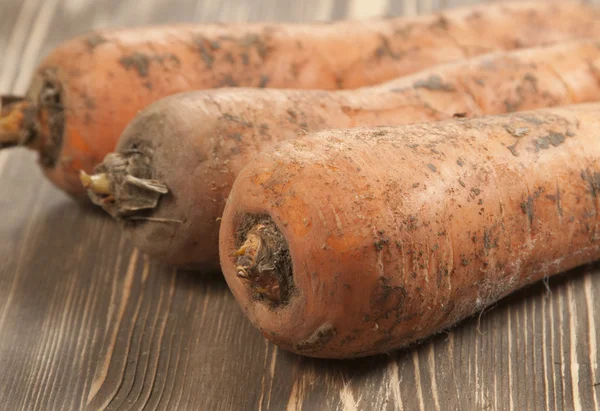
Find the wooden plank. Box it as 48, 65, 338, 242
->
0, 0, 599, 410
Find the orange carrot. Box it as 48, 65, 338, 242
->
3, 1, 600, 198
85, 39, 600, 270
219, 103, 600, 358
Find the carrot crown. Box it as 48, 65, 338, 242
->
82, 150, 170, 221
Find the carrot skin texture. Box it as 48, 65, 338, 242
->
97, 40, 600, 269
13, 1, 600, 198
218, 104, 600, 358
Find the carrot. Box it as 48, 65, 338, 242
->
84, 39, 600, 270
218, 103, 600, 358
3, 1, 600, 199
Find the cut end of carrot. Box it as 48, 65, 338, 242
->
0, 95, 31, 149
234, 216, 294, 307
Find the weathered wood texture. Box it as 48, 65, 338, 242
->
0, 0, 599, 410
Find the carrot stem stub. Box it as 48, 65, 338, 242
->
219, 104, 600, 359
234, 216, 293, 305
0, 71, 65, 167
84, 151, 169, 218
0, 96, 33, 148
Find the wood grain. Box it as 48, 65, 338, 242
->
0, 0, 599, 410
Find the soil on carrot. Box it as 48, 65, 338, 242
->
295, 323, 337, 353
413, 74, 456, 92
119, 52, 181, 78
85, 34, 108, 50
234, 214, 294, 307
39, 71, 65, 167
119, 52, 152, 77
14, 69, 66, 167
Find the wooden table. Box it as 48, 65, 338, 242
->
1, 0, 599, 409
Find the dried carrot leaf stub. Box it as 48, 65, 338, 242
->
218, 104, 600, 359
82, 148, 168, 219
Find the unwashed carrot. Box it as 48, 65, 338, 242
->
3, 1, 600, 198
84, 40, 600, 270
219, 103, 600, 358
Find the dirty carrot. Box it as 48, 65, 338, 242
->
4, 1, 600, 198
219, 103, 600, 358
84, 39, 600, 270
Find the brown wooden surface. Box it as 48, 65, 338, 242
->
1, 0, 600, 410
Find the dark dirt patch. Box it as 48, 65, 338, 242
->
370, 277, 408, 328
547, 132, 566, 147
240, 52, 250, 65
119, 52, 151, 77
218, 75, 238, 87
339, 331, 359, 347
86, 34, 108, 49
483, 227, 498, 250
83, 94, 96, 109
535, 136, 551, 151
534, 132, 566, 152
228, 132, 243, 142
504, 125, 529, 138
295, 323, 336, 352
30, 69, 65, 168
516, 114, 545, 126
431, 15, 450, 30
504, 100, 521, 113
241, 33, 269, 59
413, 74, 456, 92
404, 215, 418, 232
195, 36, 217, 68
554, 184, 563, 217
258, 75, 270, 88
374, 238, 390, 251
581, 169, 600, 198
523, 73, 538, 92
375, 35, 402, 60
521, 196, 534, 225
